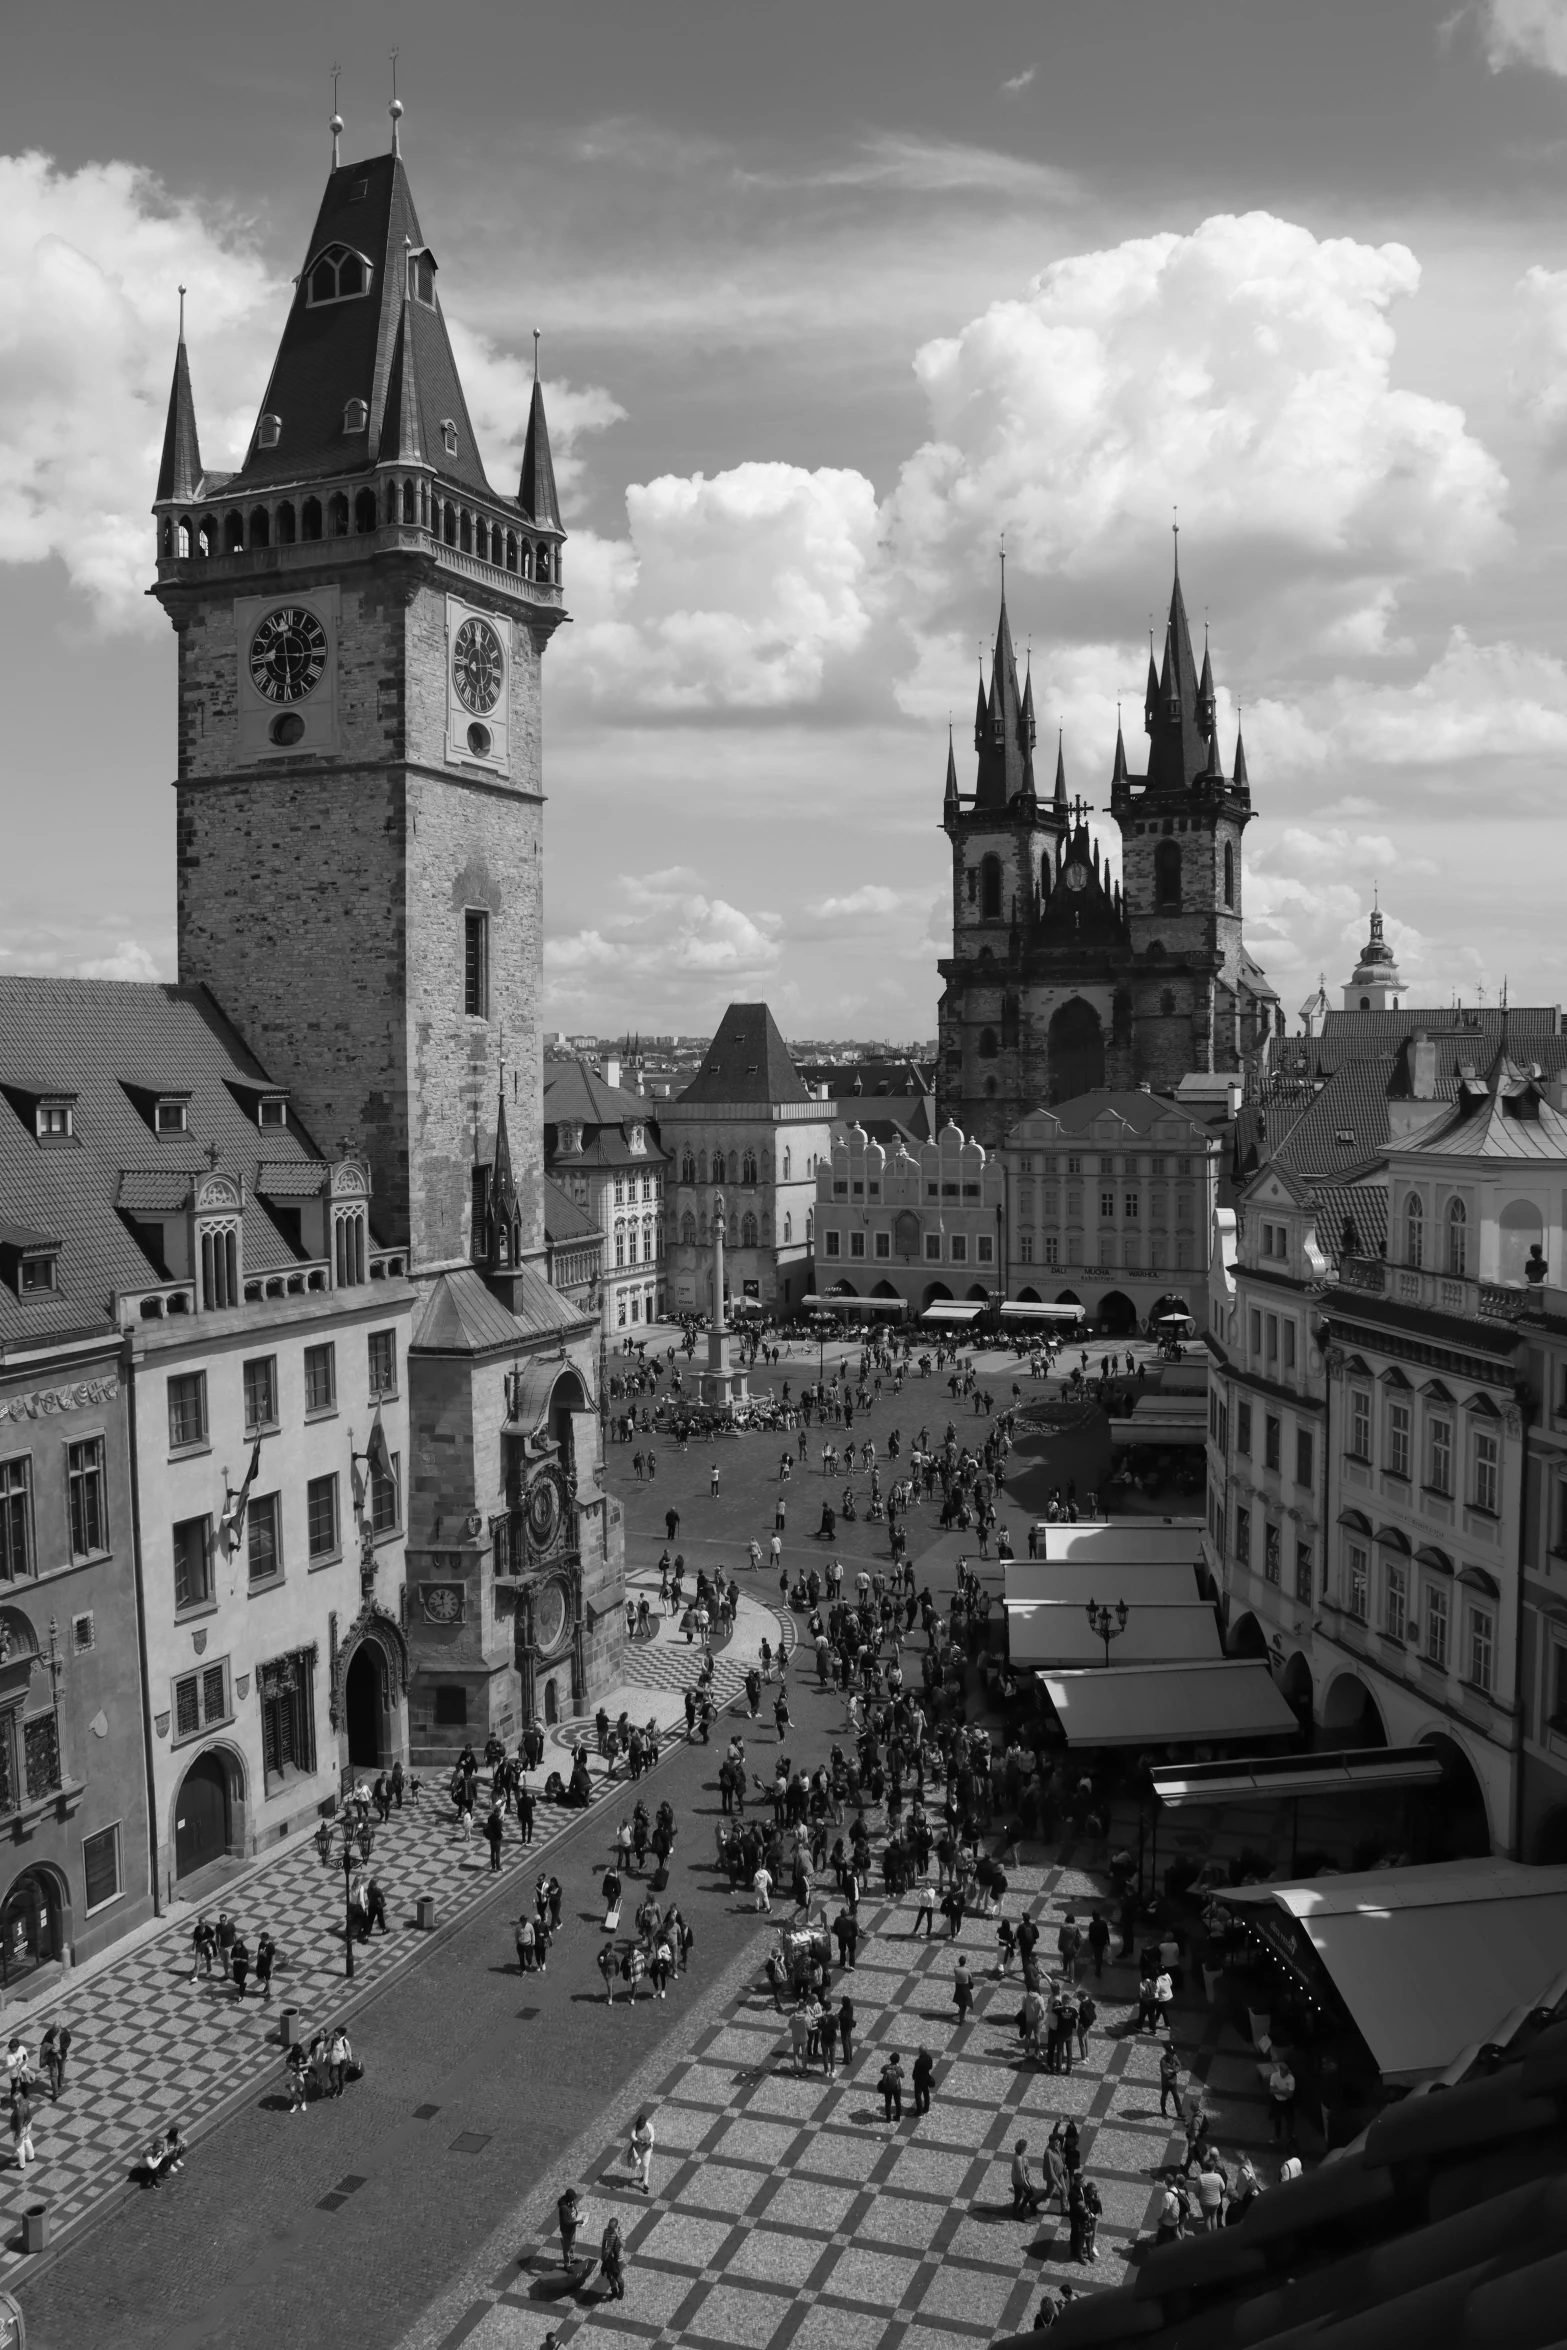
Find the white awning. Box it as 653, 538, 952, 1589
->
1151, 1747, 1444, 1808
1006, 1600, 1221, 1668
921, 1302, 984, 1324
1004, 1560, 1204, 1607
1035, 1520, 1208, 1567
1037, 1659, 1298, 1747
1219, 1859, 1567, 2082
999, 1301, 1086, 1323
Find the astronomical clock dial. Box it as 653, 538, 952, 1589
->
526, 1475, 562, 1553
534, 1578, 568, 1654
248, 606, 328, 703
452, 616, 504, 714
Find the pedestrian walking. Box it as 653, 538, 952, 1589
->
952, 1958, 975, 2023
877, 2052, 904, 2122
752, 1864, 773, 1913
629, 2110, 656, 2191
485, 1804, 505, 1872
1011, 2140, 1046, 2216
599, 2213, 626, 2300
9, 2086, 33, 2169
190, 1915, 216, 1981
911, 2047, 935, 2117
788, 2004, 811, 2075
1267, 2057, 1297, 2142
327, 2026, 352, 2096
231, 1933, 251, 1997
558, 2187, 584, 2268
255, 1932, 276, 2003
710, 1464, 720, 1499
913, 1880, 936, 1938
285, 2041, 310, 2111
838, 1993, 856, 2069
40, 2024, 71, 2099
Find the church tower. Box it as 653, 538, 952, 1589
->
1344, 898, 1404, 1011
937, 545, 1273, 1148
151, 140, 563, 1270
151, 116, 623, 1756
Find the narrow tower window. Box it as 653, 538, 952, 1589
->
980, 855, 1003, 920
1154, 838, 1182, 907
1223, 840, 1235, 908
464, 911, 490, 1019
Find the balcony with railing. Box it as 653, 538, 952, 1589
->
1335, 1254, 1539, 1328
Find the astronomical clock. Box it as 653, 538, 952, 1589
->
495, 1455, 580, 1726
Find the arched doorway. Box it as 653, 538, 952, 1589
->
1228, 1611, 1270, 1661
1280, 1651, 1315, 1735
1412, 1731, 1491, 1860
175, 1749, 235, 1879
0, 1868, 63, 1988
345, 1641, 388, 1770
1319, 1672, 1386, 1751
1149, 1292, 1192, 1325
544, 1677, 559, 1727
922, 1282, 953, 1312
549, 1368, 588, 1458
1049, 998, 1105, 1103
1097, 1289, 1137, 1335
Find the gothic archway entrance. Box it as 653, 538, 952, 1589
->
175, 1750, 234, 1879
1049, 998, 1105, 1103
345, 1641, 389, 1770
1097, 1289, 1137, 1335
0, 1867, 63, 1987
1411, 1732, 1491, 1860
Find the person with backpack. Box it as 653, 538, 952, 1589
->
1086, 1910, 1110, 1978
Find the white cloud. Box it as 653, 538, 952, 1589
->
1510, 263, 1567, 457
1001, 66, 1038, 94
811, 884, 907, 918
544, 871, 782, 1012
883, 211, 1508, 643
1481, 0, 1567, 72
0, 149, 623, 628
0, 911, 171, 982
555, 461, 880, 715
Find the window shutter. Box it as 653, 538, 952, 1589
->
201, 1663, 226, 1723
175, 1674, 200, 1739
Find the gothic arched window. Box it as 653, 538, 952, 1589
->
783, 1213, 792, 1244
1446, 1197, 1467, 1276
742, 1150, 758, 1186
782, 1148, 791, 1180
681, 1150, 696, 1185
1154, 838, 1181, 907
980, 855, 1003, 920
1405, 1193, 1424, 1269
741, 1213, 759, 1248
680, 1212, 696, 1246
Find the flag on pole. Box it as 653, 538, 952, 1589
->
219, 1437, 262, 1554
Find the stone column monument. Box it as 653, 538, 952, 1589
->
698, 1206, 750, 1413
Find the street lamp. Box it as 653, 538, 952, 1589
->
1086, 1597, 1129, 1669
315, 1813, 375, 1977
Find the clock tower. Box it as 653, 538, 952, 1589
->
151, 124, 624, 1755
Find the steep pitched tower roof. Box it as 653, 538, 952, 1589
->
231, 150, 490, 496
1146, 547, 1212, 790
680, 1004, 809, 1106
973, 587, 1033, 809
155, 319, 206, 505
519, 376, 561, 530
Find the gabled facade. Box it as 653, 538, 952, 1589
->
664, 1004, 835, 1319
812, 1121, 1004, 1316
937, 555, 1277, 1150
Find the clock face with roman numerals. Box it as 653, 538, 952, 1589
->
452, 616, 504, 714
248, 606, 328, 703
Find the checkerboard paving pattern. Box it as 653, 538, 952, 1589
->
444, 1864, 1283, 2350
0, 1581, 796, 2283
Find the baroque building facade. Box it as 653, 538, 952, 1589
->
937, 557, 1278, 1151
542, 1060, 668, 1334
151, 133, 621, 1763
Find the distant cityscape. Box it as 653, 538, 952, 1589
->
546, 1032, 940, 1099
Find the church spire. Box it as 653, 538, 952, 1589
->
1111, 714, 1128, 787
519, 363, 561, 530
1053, 728, 1067, 805
1232, 716, 1249, 790
377, 274, 425, 464
1145, 542, 1211, 791
972, 672, 988, 754
1198, 629, 1215, 733
155, 296, 204, 505
973, 568, 1031, 809
943, 726, 960, 819
1143, 636, 1159, 737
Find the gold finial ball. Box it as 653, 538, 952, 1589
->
389, 97, 404, 120
330, 113, 344, 135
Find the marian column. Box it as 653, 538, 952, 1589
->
700, 1206, 748, 1413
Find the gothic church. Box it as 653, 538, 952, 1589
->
937, 554, 1279, 1149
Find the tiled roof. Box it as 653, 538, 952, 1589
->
543, 1179, 599, 1245
543, 1061, 663, 1131
1309, 1179, 1389, 1264
255, 1160, 330, 1198
1040, 1090, 1218, 1141
0, 977, 347, 1352
679, 1003, 809, 1106
1315, 1003, 1559, 1064
226, 153, 493, 500
797, 1060, 934, 1099
1413, 1057, 1567, 1159
1267, 1059, 1397, 1180
411, 1261, 582, 1356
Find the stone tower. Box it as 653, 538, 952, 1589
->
150, 129, 622, 1757
151, 145, 563, 1269
937, 551, 1276, 1148
1344, 898, 1404, 1011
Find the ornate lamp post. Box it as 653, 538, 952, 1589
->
1085, 1597, 1129, 1669
316, 1813, 374, 1978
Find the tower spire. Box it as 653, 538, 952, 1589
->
943, 725, 960, 819
519, 349, 561, 529
330, 63, 343, 168
1111, 709, 1128, 787
1053, 727, 1067, 805
388, 48, 403, 155
1232, 711, 1249, 789
155, 293, 204, 505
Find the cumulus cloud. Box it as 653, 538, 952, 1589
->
1480, 0, 1567, 72
883, 211, 1508, 648
1511, 263, 1567, 457
555, 461, 879, 715
0, 149, 621, 627
0, 907, 171, 982
1001, 66, 1038, 94
544, 870, 781, 1012
811, 884, 907, 918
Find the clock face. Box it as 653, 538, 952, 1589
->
452, 616, 504, 714
526, 1476, 561, 1552
424, 1584, 462, 1624
534, 1577, 567, 1654
1063, 862, 1089, 893
249, 606, 328, 704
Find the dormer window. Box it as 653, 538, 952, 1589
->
258, 1096, 287, 1129
629, 1126, 646, 1156
343, 397, 368, 435
257, 413, 281, 450
155, 1099, 189, 1136
0, 1223, 61, 1298
306, 244, 370, 306
408, 250, 437, 305
35, 1098, 75, 1145
19, 1253, 56, 1294
441, 419, 458, 455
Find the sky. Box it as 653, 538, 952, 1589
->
5, 0, 1567, 1043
